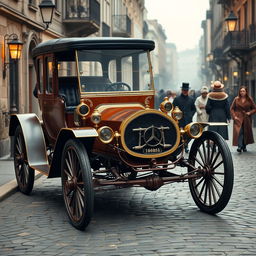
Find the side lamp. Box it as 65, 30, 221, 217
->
3, 34, 23, 79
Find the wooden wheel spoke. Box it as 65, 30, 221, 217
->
212, 175, 224, 188
203, 181, 208, 204
208, 182, 212, 205
211, 179, 221, 198
210, 151, 220, 168
212, 160, 224, 171
65, 158, 73, 178
202, 141, 207, 164
192, 155, 205, 168
195, 177, 204, 189
198, 147, 206, 166
199, 179, 206, 200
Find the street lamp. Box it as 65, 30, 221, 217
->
39, 0, 56, 29
3, 34, 23, 79
225, 11, 238, 32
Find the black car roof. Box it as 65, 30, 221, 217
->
32, 37, 155, 57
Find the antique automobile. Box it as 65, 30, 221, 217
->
9, 38, 234, 230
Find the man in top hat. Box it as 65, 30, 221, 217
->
173, 82, 196, 152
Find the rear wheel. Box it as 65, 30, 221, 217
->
61, 139, 94, 230
13, 126, 35, 194
188, 131, 234, 214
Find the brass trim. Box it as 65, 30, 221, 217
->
76, 102, 90, 118
96, 103, 145, 114
97, 126, 114, 144
160, 97, 173, 113
184, 122, 203, 139
80, 90, 155, 98
91, 109, 101, 124
120, 109, 180, 158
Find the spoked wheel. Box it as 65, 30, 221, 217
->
13, 126, 35, 194
188, 131, 234, 214
61, 139, 94, 230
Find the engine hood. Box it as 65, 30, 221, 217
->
96, 103, 145, 122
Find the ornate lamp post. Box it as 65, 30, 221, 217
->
225, 11, 238, 32
39, 0, 56, 29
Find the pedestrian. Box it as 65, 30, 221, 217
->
195, 85, 209, 122
206, 81, 231, 140
230, 86, 256, 152
166, 90, 175, 103
173, 82, 196, 152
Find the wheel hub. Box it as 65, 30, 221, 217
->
66, 177, 78, 191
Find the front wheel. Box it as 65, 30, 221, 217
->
188, 131, 234, 214
61, 139, 94, 230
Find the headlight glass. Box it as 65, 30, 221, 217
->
76, 103, 90, 118
185, 123, 203, 138
160, 97, 173, 113
172, 106, 183, 120
98, 126, 114, 143
91, 110, 101, 124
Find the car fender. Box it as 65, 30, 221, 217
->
9, 114, 49, 169
48, 128, 98, 178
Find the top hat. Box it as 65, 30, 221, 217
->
181, 82, 190, 90
208, 81, 228, 100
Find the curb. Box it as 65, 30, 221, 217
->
0, 171, 43, 202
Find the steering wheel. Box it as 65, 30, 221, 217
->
105, 82, 131, 91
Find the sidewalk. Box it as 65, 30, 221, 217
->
0, 156, 42, 202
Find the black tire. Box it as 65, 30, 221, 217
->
188, 131, 234, 214
13, 126, 35, 194
61, 139, 94, 230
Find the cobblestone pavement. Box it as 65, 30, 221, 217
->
0, 142, 256, 255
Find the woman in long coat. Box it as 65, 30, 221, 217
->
230, 86, 256, 152
195, 86, 209, 122
206, 81, 231, 140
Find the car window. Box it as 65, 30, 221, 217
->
37, 58, 43, 93
77, 49, 153, 93
46, 56, 53, 94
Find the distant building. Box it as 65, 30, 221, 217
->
166, 43, 178, 91
144, 19, 168, 91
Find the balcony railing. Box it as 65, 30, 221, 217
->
223, 31, 249, 52
249, 24, 256, 46
112, 15, 131, 37
63, 0, 100, 36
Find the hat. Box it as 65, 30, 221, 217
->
208, 81, 228, 100
200, 86, 209, 94
181, 82, 190, 90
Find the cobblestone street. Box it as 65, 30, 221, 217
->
0, 141, 256, 256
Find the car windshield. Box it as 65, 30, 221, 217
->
76, 49, 153, 93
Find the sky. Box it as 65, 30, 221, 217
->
145, 0, 210, 52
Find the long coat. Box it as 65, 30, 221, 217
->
173, 94, 196, 128
206, 98, 231, 140
230, 96, 256, 146
195, 95, 209, 122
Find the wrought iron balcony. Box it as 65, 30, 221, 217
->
63, 0, 100, 36
112, 15, 131, 37
223, 31, 249, 53
249, 24, 256, 47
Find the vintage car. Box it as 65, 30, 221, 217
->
9, 37, 234, 230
